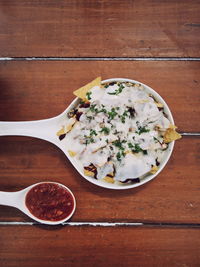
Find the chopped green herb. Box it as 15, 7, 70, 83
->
128, 142, 134, 148
108, 107, 118, 120
132, 144, 143, 153
112, 140, 125, 151
104, 84, 109, 88
90, 129, 97, 136
107, 84, 125, 95
86, 91, 92, 100
90, 104, 107, 114
89, 104, 97, 112
100, 127, 110, 135
98, 108, 107, 114
116, 152, 121, 161
84, 135, 95, 145
86, 116, 93, 122
116, 151, 125, 161
136, 126, 150, 135
121, 110, 129, 123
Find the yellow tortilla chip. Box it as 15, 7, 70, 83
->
150, 165, 159, 174
57, 118, 76, 137
73, 77, 101, 101
66, 121, 75, 133
68, 150, 77, 157
56, 126, 65, 136
84, 169, 95, 177
103, 176, 114, 184
164, 125, 182, 143
156, 102, 164, 108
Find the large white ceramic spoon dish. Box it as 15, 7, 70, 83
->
0, 78, 175, 189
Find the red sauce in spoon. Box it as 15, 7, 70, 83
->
25, 183, 74, 221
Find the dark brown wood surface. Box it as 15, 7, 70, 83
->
0, 226, 200, 267
0, 1, 200, 266
0, 0, 200, 57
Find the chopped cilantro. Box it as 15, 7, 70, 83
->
132, 144, 143, 153
112, 139, 125, 151
84, 135, 95, 145
89, 104, 97, 112
90, 129, 97, 136
104, 84, 109, 88
86, 116, 93, 122
136, 126, 150, 135
98, 107, 107, 114
128, 142, 133, 148
143, 150, 148, 155
90, 104, 107, 114
107, 84, 125, 95
108, 107, 118, 120
86, 91, 92, 100
121, 110, 129, 123
128, 142, 146, 153
100, 127, 110, 135
116, 152, 121, 161
116, 151, 125, 161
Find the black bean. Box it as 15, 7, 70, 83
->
59, 134, 66, 141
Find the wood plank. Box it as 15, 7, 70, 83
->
0, 60, 199, 132
0, 226, 199, 267
0, 0, 199, 57
0, 135, 199, 223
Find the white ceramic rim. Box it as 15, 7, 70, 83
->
22, 181, 76, 225
66, 78, 175, 190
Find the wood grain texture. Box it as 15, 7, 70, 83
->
0, 136, 199, 223
0, 0, 200, 57
0, 60, 199, 132
0, 226, 199, 267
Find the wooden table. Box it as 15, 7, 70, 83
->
0, 1, 199, 266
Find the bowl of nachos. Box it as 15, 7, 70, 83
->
56, 77, 181, 189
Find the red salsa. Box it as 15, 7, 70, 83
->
25, 183, 74, 221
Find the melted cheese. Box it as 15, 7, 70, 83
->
63, 82, 173, 184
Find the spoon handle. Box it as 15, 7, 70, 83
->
0, 191, 20, 208
0, 119, 58, 143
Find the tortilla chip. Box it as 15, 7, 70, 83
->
68, 150, 77, 157
56, 126, 66, 136
103, 176, 114, 184
57, 118, 76, 137
66, 120, 76, 133
164, 125, 182, 143
156, 102, 164, 108
73, 77, 101, 100
84, 169, 95, 177
150, 165, 159, 174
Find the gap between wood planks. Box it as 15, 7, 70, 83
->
0, 222, 200, 227
0, 57, 200, 61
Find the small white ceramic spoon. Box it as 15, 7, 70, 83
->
0, 182, 76, 225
